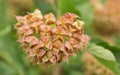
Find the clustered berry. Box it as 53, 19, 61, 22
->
15, 9, 89, 65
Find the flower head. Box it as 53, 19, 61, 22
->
15, 9, 89, 65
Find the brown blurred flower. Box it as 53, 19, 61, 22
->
15, 9, 89, 65
93, 0, 120, 36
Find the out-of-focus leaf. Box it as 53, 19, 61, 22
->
0, 61, 16, 75
87, 43, 120, 75
0, 49, 25, 75
100, 0, 107, 3
0, 25, 11, 37
77, 2, 95, 36
91, 39, 120, 71
33, 0, 53, 14
70, 0, 88, 6
87, 44, 116, 61
58, 0, 81, 17
0, 0, 7, 24
61, 52, 83, 75
69, 70, 83, 75
114, 36, 120, 47
0, 28, 40, 75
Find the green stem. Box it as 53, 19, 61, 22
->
50, 0, 57, 15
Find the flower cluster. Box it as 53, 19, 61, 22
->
15, 9, 89, 65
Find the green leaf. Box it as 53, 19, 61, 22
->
87, 43, 120, 75
91, 39, 120, 71
87, 44, 116, 61
58, 0, 81, 17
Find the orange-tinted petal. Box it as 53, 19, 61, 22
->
72, 20, 84, 30
33, 9, 43, 19
63, 54, 69, 63
50, 56, 56, 64
52, 48, 59, 55
44, 13, 56, 24
47, 51, 53, 59
46, 41, 53, 50
53, 40, 64, 49
65, 41, 72, 49
41, 35, 50, 44
40, 25, 51, 32
37, 41, 44, 48
38, 49, 46, 58
42, 56, 49, 63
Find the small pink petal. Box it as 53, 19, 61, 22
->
25, 36, 34, 43
41, 35, 50, 44
46, 41, 53, 50
56, 20, 61, 25
72, 20, 84, 30
61, 29, 69, 35
61, 47, 68, 55
33, 9, 43, 19
29, 49, 36, 57
63, 55, 69, 63
73, 33, 80, 40
31, 37, 39, 45
81, 35, 90, 43
18, 36, 25, 43
18, 25, 30, 31
47, 51, 53, 59
64, 12, 78, 21
61, 16, 73, 24
50, 56, 56, 64
52, 48, 59, 55
38, 49, 46, 57
52, 35, 59, 41
25, 29, 33, 35
16, 16, 25, 22
56, 54, 61, 61
65, 41, 72, 49
53, 40, 63, 48
40, 25, 51, 32
25, 14, 33, 20
44, 13, 56, 24
69, 38, 77, 45
28, 46, 38, 57
37, 41, 44, 48
42, 56, 49, 63
51, 28, 58, 34
73, 43, 80, 49
68, 49, 76, 56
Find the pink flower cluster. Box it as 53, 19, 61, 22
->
15, 9, 89, 65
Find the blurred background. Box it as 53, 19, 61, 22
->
0, 0, 120, 75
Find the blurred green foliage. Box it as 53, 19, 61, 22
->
0, 0, 6, 24
0, 0, 120, 75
